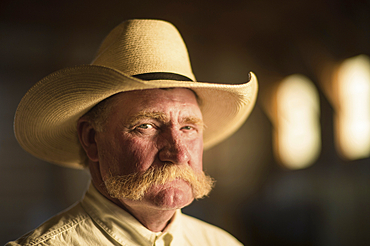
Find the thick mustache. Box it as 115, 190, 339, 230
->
104, 164, 215, 201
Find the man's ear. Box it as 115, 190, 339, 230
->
77, 117, 99, 162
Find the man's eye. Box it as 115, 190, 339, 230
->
137, 123, 153, 129
182, 126, 193, 130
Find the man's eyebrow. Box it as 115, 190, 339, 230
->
182, 116, 205, 128
127, 111, 168, 128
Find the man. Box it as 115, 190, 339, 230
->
8, 19, 258, 245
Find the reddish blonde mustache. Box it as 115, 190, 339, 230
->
104, 164, 215, 201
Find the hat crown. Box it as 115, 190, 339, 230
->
92, 19, 196, 81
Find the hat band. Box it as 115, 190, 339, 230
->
133, 72, 193, 81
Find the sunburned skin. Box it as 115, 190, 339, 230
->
78, 88, 212, 232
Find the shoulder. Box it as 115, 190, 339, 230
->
180, 213, 243, 246
6, 203, 91, 246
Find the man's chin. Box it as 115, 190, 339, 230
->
153, 190, 194, 210
147, 181, 194, 210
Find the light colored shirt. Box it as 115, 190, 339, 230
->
6, 184, 243, 246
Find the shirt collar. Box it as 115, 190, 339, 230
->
81, 183, 184, 246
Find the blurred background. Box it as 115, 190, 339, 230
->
1, 0, 370, 245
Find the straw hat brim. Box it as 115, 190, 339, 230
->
14, 65, 258, 169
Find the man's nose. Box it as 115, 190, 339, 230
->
158, 130, 190, 165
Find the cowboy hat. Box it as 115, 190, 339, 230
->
14, 19, 258, 169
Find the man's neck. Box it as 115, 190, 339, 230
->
117, 201, 176, 232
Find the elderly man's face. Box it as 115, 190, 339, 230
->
92, 88, 204, 210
